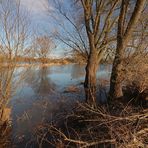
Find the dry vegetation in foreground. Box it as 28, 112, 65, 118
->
34, 102, 148, 148
0, 121, 11, 147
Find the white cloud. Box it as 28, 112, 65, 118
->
20, 0, 52, 15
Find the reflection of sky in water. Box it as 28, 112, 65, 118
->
10, 64, 111, 143
12, 64, 111, 114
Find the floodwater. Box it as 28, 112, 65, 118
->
6, 64, 111, 146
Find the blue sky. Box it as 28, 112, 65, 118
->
20, 0, 52, 32
0, 0, 75, 58
20, 0, 70, 58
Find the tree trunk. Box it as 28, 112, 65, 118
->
84, 51, 98, 106
109, 0, 146, 100
109, 42, 125, 99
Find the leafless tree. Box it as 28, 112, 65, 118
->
48, 0, 119, 105
123, 7, 148, 98
0, 0, 30, 62
0, 0, 31, 126
46, 0, 89, 62
33, 35, 55, 64
80, 0, 119, 105
109, 0, 147, 99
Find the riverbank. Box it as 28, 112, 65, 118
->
0, 89, 148, 147
0, 58, 111, 68
0, 62, 86, 68
34, 101, 148, 147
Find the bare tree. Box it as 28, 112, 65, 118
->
34, 35, 55, 64
0, 0, 30, 62
80, 0, 119, 105
109, 0, 147, 99
47, 0, 89, 62
48, 0, 119, 105
122, 8, 148, 99
0, 0, 30, 126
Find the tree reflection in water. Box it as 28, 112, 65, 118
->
70, 64, 85, 80
35, 66, 56, 97
25, 66, 56, 98
13, 67, 59, 138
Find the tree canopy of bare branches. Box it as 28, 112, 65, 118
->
33, 35, 56, 63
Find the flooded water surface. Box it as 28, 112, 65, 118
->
8, 64, 111, 146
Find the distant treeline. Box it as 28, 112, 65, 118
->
0, 55, 76, 64
0, 54, 113, 65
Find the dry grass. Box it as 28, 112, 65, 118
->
122, 49, 148, 108
123, 50, 148, 93
34, 102, 148, 148
0, 120, 12, 148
